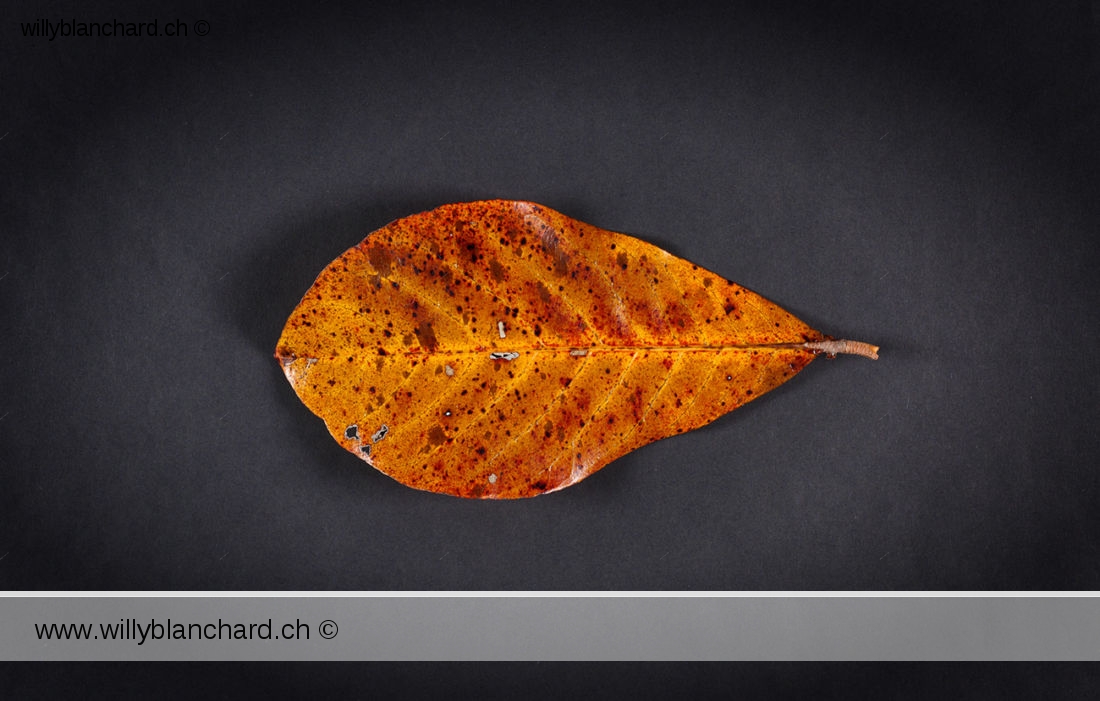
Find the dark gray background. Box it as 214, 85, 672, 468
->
2, 662, 1095, 699
2, 0, 1098, 590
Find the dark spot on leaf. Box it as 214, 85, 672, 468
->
415, 321, 439, 350
427, 425, 447, 447
366, 246, 394, 276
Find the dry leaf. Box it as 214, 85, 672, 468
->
275, 200, 877, 498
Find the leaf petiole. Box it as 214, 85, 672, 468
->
802, 339, 880, 360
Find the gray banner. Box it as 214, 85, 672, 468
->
2, 596, 1097, 661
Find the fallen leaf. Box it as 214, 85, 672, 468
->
275, 200, 877, 498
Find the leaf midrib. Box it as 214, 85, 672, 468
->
390, 342, 814, 356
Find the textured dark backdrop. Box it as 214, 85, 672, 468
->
2, 0, 1098, 590
4, 662, 1099, 699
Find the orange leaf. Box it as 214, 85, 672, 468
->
275, 200, 877, 498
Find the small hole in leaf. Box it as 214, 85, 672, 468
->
345, 425, 359, 440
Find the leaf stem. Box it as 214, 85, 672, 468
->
802, 339, 880, 360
